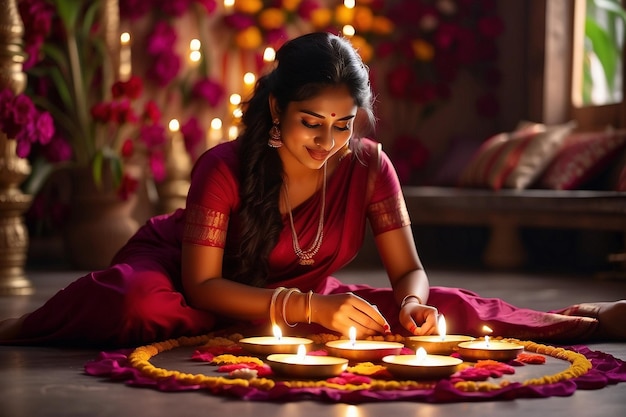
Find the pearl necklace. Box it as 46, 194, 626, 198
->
283, 163, 327, 265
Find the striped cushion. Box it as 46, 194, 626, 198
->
539, 129, 626, 190
458, 122, 575, 190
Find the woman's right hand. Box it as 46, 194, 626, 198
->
399, 302, 438, 336
311, 292, 390, 338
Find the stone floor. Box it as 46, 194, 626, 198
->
1, 265, 625, 417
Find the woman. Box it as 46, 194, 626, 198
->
1, 32, 624, 347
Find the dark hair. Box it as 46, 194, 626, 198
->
230, 32, 376, 287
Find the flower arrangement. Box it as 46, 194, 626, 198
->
17, 0, 168, 200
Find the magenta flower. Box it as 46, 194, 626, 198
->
148, 50, 182, 87
139, 124, 167, 148
147, 22, 178, 55
41, 134, 73, 163
119, 0, 153, 21
192, 78, 225, 107
180, 117, 205, 157
223, 13, 256, 30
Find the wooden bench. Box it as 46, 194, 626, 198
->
402, 186, 626, 276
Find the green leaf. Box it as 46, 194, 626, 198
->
92, 151, 104, 188
585, 18, 619, 92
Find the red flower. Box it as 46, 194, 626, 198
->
192, 78, 225, 107
117, 174, 140, 200
111, 75, 143, 100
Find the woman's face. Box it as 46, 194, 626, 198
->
272, 84, 358, 171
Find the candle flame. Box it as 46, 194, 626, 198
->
272, 325, 282, 341
415, 347, 427, 364
120, 32, 131, 45
263, 47, 276, 62
210, 118, 222, 130
342, 25, 355, 37
485, 335, 490, 347
168, 119, 180, 132
243, 72, 256, 86
349, 326, 357, 347
297, 344, 307, 361
437, 314, 446, 341
482, 325, 493, 334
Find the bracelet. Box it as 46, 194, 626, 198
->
306, 290, 313, 324
269, 287, 286, 328
281, 288, 301, 327
401, 294, 423, 308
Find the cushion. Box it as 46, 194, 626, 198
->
538, 129, 626, 190
458, 121, 575, 190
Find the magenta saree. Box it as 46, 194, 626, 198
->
6, 139, 597, 347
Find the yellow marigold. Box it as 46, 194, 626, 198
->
282, 0, 301, 12
412, 39, 435, 62
352, 6, 374, 32
371, 16, 394, 35
234, 0, 263, 14
347, 362, 387, 375
310, 8, 332, 29
211, 354, 265, 366
235, 27, 263, 50
334, 5, 355, 26
258, 8, 286, 31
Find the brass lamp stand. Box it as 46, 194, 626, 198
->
0, 0, 33, 295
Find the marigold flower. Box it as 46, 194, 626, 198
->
412, 39, 435, 62
310, 8, 332, 29
258, 8, 286, 31
353, 6, 374, 32
234, 0, 263, 15
334, 5, 355, 26
282, 0, 301, 12
371, 15, 394, 35
235, 26, 263, 50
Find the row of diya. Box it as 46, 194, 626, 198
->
237, 316, 525, 379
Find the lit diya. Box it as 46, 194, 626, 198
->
404, 314, 474, 355
325, 326, 404, 362
239, 325, 313, 356
383, 347, 463, 380
457, 335, 524, 362
267, 344, 349, 379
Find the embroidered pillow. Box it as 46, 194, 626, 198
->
458, 122, 575, 190
539, 129, 626, 190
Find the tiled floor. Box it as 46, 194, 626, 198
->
1, 265, 625, 417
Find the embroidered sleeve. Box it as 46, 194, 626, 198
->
368, 191, 411, 235
183, 203, 229, 248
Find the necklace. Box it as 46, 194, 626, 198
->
283, 163, 327, 265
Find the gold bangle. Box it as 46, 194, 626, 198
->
306, 290, 313, 324
270, 287, 286, 328
401, 294, 423, 308
281, 288, 301, 327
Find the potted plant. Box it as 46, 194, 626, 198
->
18, 0, 169, 269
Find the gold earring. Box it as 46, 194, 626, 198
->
268, 121, 282, 148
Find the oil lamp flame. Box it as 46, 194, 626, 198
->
273, 325, 282, 341
297, 344, 307, 361
415, 347, 427, 364
482, 325, 493, 334
349, 326, 357, 347
485, 335, 491, 347
437, 314, 447, 341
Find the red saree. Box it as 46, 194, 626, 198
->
6, 139, 597, 347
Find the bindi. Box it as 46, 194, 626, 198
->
331, 112, 336, 117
